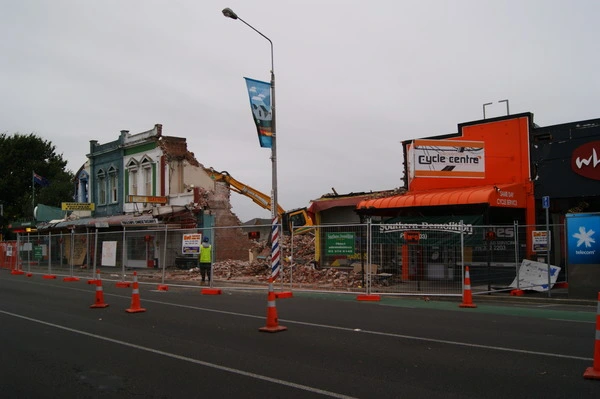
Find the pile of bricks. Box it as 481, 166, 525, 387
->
161, 232, 375, 289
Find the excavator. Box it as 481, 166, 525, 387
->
203, 167, 314, 234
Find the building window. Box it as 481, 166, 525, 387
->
130, 169, 138, 195
127, 159, 139, 196
141, 157, 153, 196
144, 166, 152, 195
108, 166, 118, 203
97, 170, 106, 205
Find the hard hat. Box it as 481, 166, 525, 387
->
203, 236, 209, 243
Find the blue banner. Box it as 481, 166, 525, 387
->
566, 213, 600, 264
244, 77, 272, 148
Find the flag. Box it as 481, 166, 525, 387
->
244, 77, 272, 148
33, 172, 50, 187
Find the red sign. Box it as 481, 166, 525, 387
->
404, 231, 420, 244
572, 141, 600, 180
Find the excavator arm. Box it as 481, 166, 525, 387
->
203, 167, 314, 235
204, 167, 286, 216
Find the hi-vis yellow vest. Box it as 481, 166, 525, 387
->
199, 245, 212, 263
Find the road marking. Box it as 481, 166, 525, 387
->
0, 309, 356, 399
549, 318, 596, 324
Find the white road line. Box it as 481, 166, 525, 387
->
549, 318, 596, 324
0, 309, 357, 399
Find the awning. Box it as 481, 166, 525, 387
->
356, 183, 528, 211
48, 214, 160, 230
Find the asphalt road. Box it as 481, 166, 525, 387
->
1, 269, 600, 399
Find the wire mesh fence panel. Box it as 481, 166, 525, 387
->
289, 223, 368, 292
466, 225, 520, 294
370, 222, 465, 296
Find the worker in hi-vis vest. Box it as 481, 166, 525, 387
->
198, 236, 212, 284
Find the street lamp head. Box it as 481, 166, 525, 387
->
222, 7, 238, 20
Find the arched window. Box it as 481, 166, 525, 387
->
108, 166, 118, 203
126, 158, 139, 196
97, 169, 106, 205
140, 156, 153, 195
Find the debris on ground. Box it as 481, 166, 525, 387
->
160, 233, 386, 289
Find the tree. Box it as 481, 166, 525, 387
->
0, 133, 74, 237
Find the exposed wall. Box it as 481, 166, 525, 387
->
208, 182, 253, 261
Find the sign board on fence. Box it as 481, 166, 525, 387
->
33, 245, 43, 260
325, 232, 355, 256
509, 259, 560, 292
182, 234, 202, 255
101, 241, 117, 267
532, 230, 551, 252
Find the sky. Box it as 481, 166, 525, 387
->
2, 0, 600, 222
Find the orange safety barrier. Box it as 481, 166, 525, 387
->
275, 291, 293, 299
583, 292, 600, 380
259, 278, 287, 333
125, 272, 146, 313
90, 272, 109, 309
459, 266, 477, 308
201, 288, 222, 295
357, 294, 381, 302
157, 284, 169, 291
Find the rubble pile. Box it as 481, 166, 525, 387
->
161, 232, 376, 289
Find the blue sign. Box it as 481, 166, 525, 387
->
566, 213, 600, 264
542, 196, 550, 209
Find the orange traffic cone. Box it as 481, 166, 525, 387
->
259, 278, 287, 333
125, 271, 146, 313
459, 266, 477, 308
90, 272, 109, 308
583, 292, 600, 379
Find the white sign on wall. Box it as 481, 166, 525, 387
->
409, 139, 485, 179
101, 241, 118, 267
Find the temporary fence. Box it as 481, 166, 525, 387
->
287, 220, 567, 297
0, 220, 567, 298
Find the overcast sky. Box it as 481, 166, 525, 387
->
2, 0, 599, 222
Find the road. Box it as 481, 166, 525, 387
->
1, 269, 599, 398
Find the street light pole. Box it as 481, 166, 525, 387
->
223, 8, 281, 280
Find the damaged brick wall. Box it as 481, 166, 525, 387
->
208, 182, 253, 261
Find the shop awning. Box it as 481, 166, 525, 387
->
46, 214, 160, 230
356, 183, 528, 211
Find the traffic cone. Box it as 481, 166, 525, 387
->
459, 266, 477, 308
90, 271, 109, 308
125, 271, 146, 313
583, 292, 600, 379
259, 278, 287, 333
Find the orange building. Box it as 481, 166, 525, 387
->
356, 113, 538, 281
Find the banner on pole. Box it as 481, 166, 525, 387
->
244, 77, 272, 148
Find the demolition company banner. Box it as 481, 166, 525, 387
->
408, 139, 485, 179
376, 215, 484, 245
